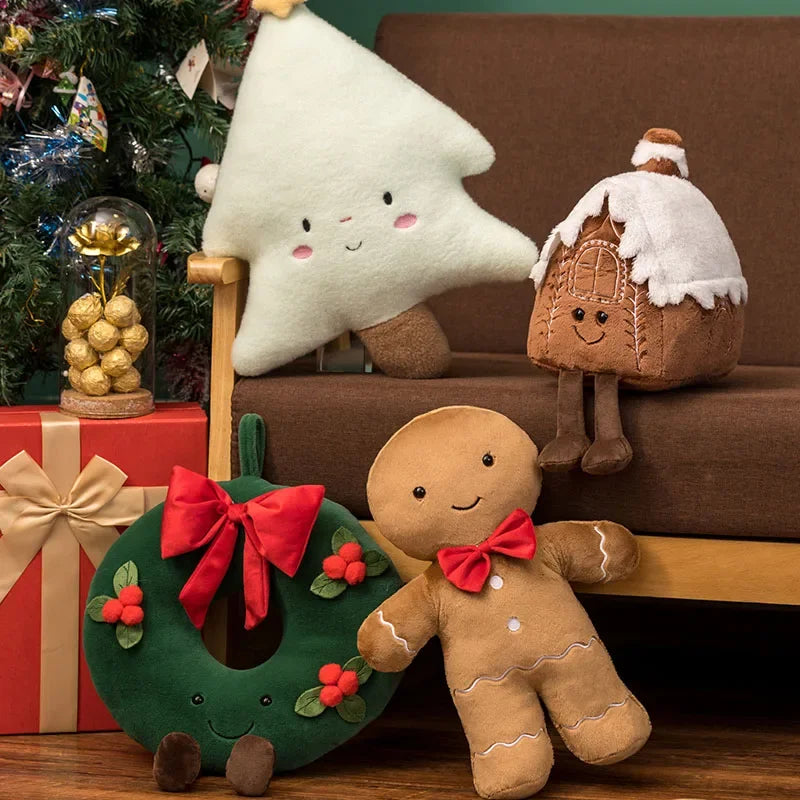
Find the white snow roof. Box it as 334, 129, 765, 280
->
531, 171, 747, 309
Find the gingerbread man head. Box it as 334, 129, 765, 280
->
367, 406, 541, 560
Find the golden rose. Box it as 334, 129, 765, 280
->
68, 220, 142, 258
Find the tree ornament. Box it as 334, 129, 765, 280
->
1, 125, 91, 186
67, 75, 108, 152
65, 338, 98, 370
1, 23, 33, 56
60, 198, 157, 418
87, 319, 120, 352
194, 163, 219, 203
101, 347, 133, 377
80, 365, 111, 396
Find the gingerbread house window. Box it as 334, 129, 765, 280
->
568, 240, 627, 303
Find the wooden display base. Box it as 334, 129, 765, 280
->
60, 388, 154, 419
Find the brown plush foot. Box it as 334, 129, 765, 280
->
538, 434, 591, 472
581, 436, 633, 475
226, 735, 276, 796
153, 732, 201, 793
356, 303, 451, 379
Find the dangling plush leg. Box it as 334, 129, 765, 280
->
538, 369, 590, 472
581, 373, 633, 475
153, 732, 201, 793
538, 639, 651, 766
226, 735, 276, 797
355, 303, 451, 379
452, 672, 554, 799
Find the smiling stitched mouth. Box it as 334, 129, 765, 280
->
573, 325, 606, 345
207, 720, 254, 740
346, 241, 363, 251
452, 497, 482, 512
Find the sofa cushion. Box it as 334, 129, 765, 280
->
232, 358, 800, 540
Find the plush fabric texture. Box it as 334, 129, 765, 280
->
231, 356, 800, 538
358, 407, 650, 799
203, 7, 537, 377
84, 465, 403, 774
369, 14, 800, 366
631, 140, 688, 179
225, 735, 275, 797
153, 732, 202, 793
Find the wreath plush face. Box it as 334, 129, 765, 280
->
84, 416, 403, 793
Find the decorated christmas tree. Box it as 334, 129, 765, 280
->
0, 0, 253, 405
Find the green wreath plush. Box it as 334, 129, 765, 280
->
84, 415, 403, 795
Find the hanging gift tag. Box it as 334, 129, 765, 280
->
67, 75, 108, 152
176, 40, 211, 100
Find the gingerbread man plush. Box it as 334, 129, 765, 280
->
358, 406, 651, 799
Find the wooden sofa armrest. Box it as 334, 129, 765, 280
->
188, 252, 249, 481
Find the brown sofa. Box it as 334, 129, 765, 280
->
192, 14, 800, 605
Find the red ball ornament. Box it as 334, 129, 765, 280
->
338, 542, 363, 564
118, 585, 144, 607
344, 561, 367, 586
318, 663, 343, 686
319, 685, 344, 708
120, 605, 144, 626
102, 598, 124, 624
322, 554, 347, 580
337, 670, 359, 697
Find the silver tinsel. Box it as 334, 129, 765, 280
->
1, 125, 92, 187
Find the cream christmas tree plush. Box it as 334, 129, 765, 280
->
202, 4, 537, 378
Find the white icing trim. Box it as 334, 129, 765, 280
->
377, 610, 417, 655
593, 525, 610, 583
631, 139, 689, 178
454, 637, 599, 695
474, 729, 545, 758
560, 696, 631, 731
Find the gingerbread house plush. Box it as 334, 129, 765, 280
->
528, 129, 747, 475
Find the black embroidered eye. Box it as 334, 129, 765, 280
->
597, 311, 609, 324
383, 192, 393, 205
260, 695, 272, 707
191, 694, 204, 705
302, 218, 311, 233
573, 308, 585, 322
482, 453, 495, 467
413, 486, 426, 500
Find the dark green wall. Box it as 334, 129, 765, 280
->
311, 0, 800, 47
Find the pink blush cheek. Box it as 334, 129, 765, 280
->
292, 245, 313, 260
394, 214, 418, 229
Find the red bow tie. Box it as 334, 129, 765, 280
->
437, 509, 536, 593
161, 466, 324, 630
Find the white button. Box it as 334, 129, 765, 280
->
489, 575, 504, 590
507, 617, 521, 632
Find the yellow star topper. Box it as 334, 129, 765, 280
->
252, 0, 307, 19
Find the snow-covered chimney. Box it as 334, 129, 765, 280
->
631, 128, 688, 179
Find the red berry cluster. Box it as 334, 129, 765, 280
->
322, 541, 366, 586
318, 663, 359, 708
102, 585, 144, 626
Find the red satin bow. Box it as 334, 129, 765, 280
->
161, 466, 324, 630
437, 509, 536, 593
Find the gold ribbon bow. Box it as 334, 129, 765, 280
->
0, 411, 165, 732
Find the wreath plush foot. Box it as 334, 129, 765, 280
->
84, 414, 403, 792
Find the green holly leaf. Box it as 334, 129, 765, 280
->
115, 622, 143, 650
363, 550, 389, 577
343, 656, 373, 686
331, 527, 358, 552
86, 595, 113, 622
113, 561, 139, 595
336, 694, 366, 724
310, 573, 348, 599
294, 687, 325, 718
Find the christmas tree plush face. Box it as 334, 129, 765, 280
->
203, 7, 537, 376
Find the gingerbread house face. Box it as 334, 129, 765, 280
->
528, 171, 747, 391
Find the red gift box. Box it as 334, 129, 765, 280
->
0, 404, 207, 734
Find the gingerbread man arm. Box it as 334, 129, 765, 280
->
537, 521, 640, 584
358, 570, 438, 673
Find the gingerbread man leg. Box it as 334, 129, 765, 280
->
538, 369, 591, 472
452, 671, 554, 799
537, 638, 651, 765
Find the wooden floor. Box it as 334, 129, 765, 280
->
2, 598, 799, 800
